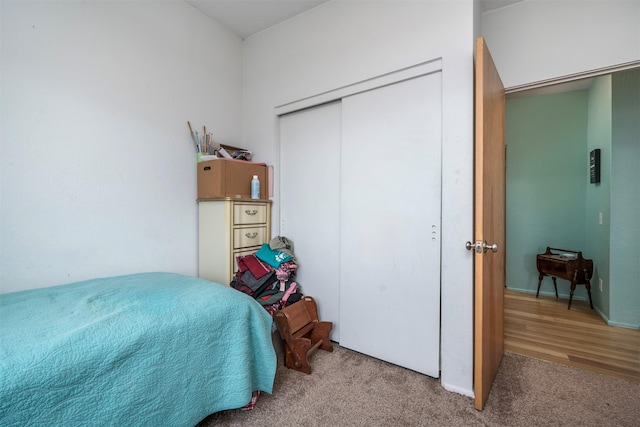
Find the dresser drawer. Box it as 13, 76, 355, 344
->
233, 203, 268, 225
199, 199, 270, 287
234, 226, 267, 249
232, 247, 262, 273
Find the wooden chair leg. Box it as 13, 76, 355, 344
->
288, 339, 313, 374
311, 322, 333, 352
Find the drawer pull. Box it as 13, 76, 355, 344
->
245, 232, 258, 239
245, 209, 258, 216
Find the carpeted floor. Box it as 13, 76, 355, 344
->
199, 344, 640, 426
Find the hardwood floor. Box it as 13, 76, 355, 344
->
504, 289, 640, 383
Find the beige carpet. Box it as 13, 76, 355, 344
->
199, 344, 640, 426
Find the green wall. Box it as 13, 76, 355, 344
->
610, 69, 640, 328
506, 71, 640, 329
505, 91, 589, 300
586, 75, 611, 318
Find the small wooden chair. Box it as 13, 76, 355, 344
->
273, 296, 333, 374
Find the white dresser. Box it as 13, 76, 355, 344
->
198, 199, 271, 285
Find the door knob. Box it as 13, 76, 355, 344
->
466, 241, 499, 253
483, 242, 499, 253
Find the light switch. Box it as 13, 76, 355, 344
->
599, 212, 603, 225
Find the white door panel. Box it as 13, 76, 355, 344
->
339, 73, 442, 377
279, 101, 342, 340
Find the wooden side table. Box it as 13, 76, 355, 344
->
536, 247, 594, 310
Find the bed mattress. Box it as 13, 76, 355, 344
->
0, 272, 276, 426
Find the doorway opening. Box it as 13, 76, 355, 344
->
503, 66, 640, 381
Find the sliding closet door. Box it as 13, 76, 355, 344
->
279, 101, 342, 340
340, 73, 442, 377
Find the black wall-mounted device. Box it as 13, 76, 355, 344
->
590, 149, 601, 184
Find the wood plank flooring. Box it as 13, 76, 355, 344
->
504, 289, 640, 383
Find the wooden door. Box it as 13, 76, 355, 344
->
473, 37, 506, 410
340, 72, 442, 377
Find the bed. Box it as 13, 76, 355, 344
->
0, 272, 277, 426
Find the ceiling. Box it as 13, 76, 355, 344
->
185, 0, 524, 40
185, 0, 330, 39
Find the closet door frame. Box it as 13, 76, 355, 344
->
275, 59, 443, 361
275, 59, 442, 117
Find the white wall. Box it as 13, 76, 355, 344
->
0, 1, 243, 293
482, 0, 640, 89
243, 0, 476, 396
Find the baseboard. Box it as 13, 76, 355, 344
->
594, 307, 640, 330
440, 381, 474, 398
506, 287, 587, 301
606, 320, 640, 330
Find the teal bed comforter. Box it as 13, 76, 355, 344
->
0, 272, 276, 426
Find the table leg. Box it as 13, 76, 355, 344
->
552, 277, 558, 298
568, 270, 578, 310
584, 269, 594, 309
536, 273, 543, 298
